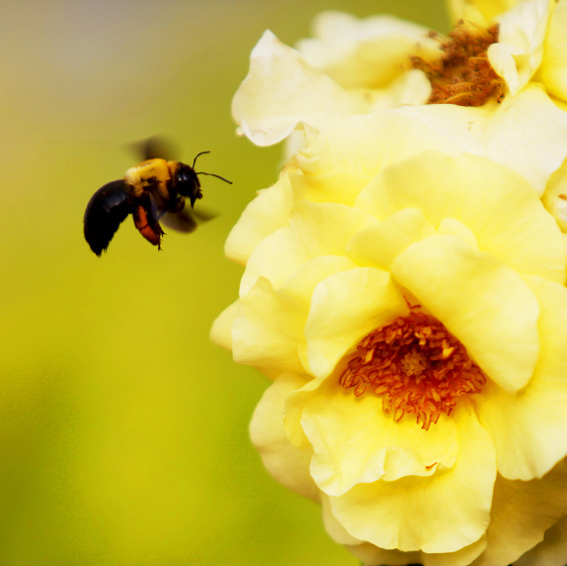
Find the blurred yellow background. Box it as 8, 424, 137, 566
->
0, 1, 447, 564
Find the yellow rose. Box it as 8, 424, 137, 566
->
232, 3, 567, 196
212, 119, 567, 565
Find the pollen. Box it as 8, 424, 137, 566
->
412, 22, 505, 106
339, 306, 486, 430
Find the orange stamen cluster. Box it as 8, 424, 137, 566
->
339, 307, 486, 430
412, 22, 505, 106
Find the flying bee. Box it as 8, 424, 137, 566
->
83, 138, 232, 256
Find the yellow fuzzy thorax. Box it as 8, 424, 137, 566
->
124, 158, 176, 198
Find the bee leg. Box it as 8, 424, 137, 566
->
132, 198, 164, 249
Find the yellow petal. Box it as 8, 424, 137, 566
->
421, 539, 488, 566
210, 300, 239, 351
284, 378, 322, 449
239, 227, 308, 297
347, 208, 434, 270
399, 84, 567, 194
541, 158, 567, 233
282, 255, 359, 308
232, 30, 364, 147
348, 537, 487, 566
289, 202, 375, 253
476, 276, 567, 480
240, 201, 373, 295
361, 69, 432, 111
487, 0, 550, 94
539, 0, 567, 101
391, 235, 540, 393
260, 255, 360, 366
297, 11, 439, 89
321, 494, 362, 545
347, 542, 422, 566
329, 409, 495, 553
250, 373, 319, 500
515, 516, 567, 566
356, 150, 566, 283
225, 172, 294, 266
470, 459, 567, 566
289, 112, 459, 206
445, 0, 519, 26
305, 267, 408, 379
348, 210, 480, 272
232, 277, 307, 375
487, 42, 525, 94
300, 377, 458, 496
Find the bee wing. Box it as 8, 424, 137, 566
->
131, 136, 176, 161
84, 180, 134, 256
160, 206, 218, 234
160, 210, 197, 233
191, 206, 218, 222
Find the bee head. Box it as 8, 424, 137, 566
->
173, 152, 232, 208
174, 163, 202, 207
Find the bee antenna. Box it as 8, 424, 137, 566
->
196, 171, 233, 185
192, 150, 211, 169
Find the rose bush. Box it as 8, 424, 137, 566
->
212, 115, 567, 565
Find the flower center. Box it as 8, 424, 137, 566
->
339, 307, 486, 430
412, 22, 504, 106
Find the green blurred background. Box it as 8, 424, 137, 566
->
0, 1, 447, 564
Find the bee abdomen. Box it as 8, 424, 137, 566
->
84, 180, 134, 256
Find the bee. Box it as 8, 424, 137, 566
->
83, 138, 231, 256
